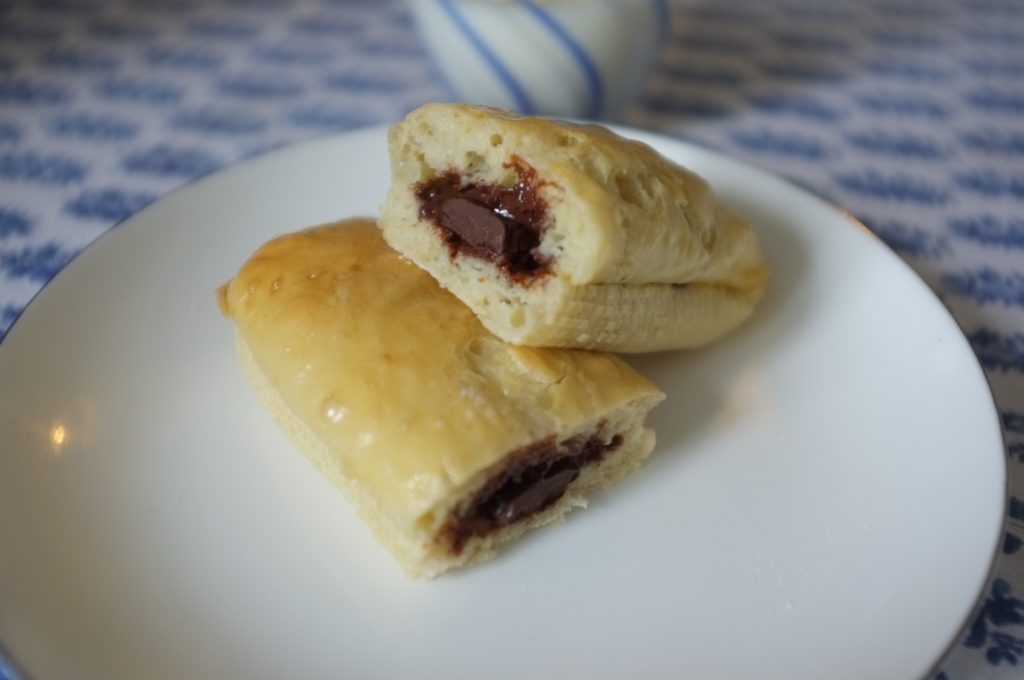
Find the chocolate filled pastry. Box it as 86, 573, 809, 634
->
379, 103, 769, 352
218, 219, 664, 578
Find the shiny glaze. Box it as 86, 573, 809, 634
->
219, 219, 660, 530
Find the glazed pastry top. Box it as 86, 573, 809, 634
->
218, 219, 662, 528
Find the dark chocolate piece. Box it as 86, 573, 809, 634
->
440, 431, 624, 554
440, 198, 509, 253
415, 157, 551, 280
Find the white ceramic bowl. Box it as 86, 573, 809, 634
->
408, 0, 669, 119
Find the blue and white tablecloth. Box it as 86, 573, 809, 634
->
1, 0, 1022, 677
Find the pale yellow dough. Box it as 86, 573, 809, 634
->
218, 219, 664, 578
380, 102, 769, 352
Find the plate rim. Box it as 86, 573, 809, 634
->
0, 122, 1009, 680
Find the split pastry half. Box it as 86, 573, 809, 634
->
218, 219, 664, 579
380, 103, 769, 352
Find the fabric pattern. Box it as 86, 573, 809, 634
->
1, 0, 1022, 677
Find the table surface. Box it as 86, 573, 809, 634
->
0, 1, 1022, 678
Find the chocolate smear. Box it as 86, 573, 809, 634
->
415, 157, 552, 280
441, 431, 623, 554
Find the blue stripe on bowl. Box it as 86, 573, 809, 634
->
522, 0, 603, 118
437, 0, 534, 114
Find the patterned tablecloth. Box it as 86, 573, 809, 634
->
1, 0, 1022, 677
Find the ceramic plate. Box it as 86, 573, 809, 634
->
0, 126, 1006, 680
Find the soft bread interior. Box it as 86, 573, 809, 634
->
379, 103, 769, 352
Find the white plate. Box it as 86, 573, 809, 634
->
0, 126, 1006, 680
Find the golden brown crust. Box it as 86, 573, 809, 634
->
220, 219, 664, 576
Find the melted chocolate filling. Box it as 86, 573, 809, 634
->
441, 431, 624, 554
415, 158, 551, 280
